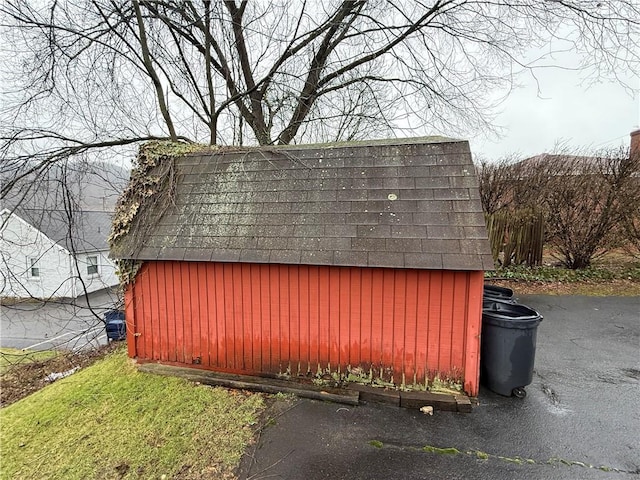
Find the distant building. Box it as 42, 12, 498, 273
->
517, 128, 640, 174
632, 129, 640, 156
0, 209, 119, 299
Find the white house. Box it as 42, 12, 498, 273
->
0, 208, 119, 299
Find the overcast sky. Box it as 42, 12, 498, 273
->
467, 54, 639, 161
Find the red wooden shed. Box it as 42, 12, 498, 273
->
110, 137, 494, 396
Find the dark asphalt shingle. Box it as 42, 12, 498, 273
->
11, 208, 113, 253
111, 137, 494, 270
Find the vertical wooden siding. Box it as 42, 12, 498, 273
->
125, 261, 483, 395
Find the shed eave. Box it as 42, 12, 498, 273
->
111, 255, 494, 272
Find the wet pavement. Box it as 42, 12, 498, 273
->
240, 295, 640, 479
0, 288, 120, 351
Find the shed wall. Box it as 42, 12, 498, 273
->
125, 261, 483, 395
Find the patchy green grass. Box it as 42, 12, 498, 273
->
485, 263, 640, 283
485, 263, 640, 296
420, 446, 622, 472
0, 349, 264, 480
423, 445, 461, 455
0, 348, 58, 375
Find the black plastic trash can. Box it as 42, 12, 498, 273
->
482, 297, 517, 310
483, 284, 515, 303
481, 300, 542, 398
105, 310, 126, 341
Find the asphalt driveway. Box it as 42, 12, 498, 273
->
0, 288, 120, 351
240, 295, 640, 480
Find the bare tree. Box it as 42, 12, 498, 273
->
2, 2, 639, 175
475, 155, 521, 215
1, 157, 128, 354
622, 204, 640, 258
620, 149, 640, 258
1, 1, 639, 292
1, 1, 638, 355
476, 145, 640, 269
527, 148, 639, 269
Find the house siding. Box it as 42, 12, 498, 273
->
77, 251, 119, 294
1, 212, 73, 298
125, 261, 483, 395
0, 211, 118, 298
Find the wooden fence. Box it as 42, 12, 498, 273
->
486, 209, 544, 266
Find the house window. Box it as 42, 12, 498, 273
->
29, 258, 40, 277
87, 256, 99, 275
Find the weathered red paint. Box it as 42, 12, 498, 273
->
126, 261, 484, 395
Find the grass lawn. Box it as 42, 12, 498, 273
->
0, 348, 264, 479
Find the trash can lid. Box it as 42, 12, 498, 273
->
483, 284, 514, 299
482, 300, 543, 328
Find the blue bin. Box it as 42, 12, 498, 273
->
105, 310, 126, 341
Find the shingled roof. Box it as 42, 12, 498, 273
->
111, 137, 494, 271
6, 208, 113, 253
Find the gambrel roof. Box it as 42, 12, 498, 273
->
111, 137, 494, 271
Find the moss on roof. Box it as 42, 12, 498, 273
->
172, 136, 462, 157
